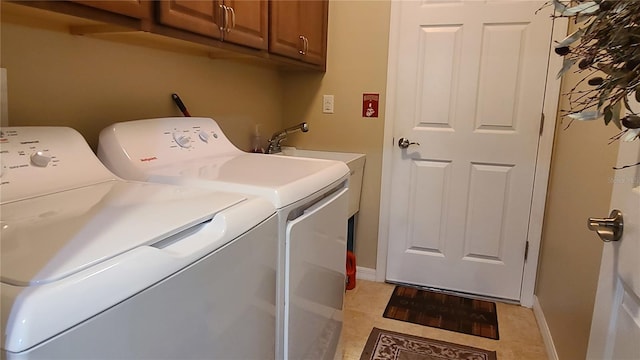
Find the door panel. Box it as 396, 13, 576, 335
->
299, 0, 327, 65
416, 25, 461, 129
286, 189, 347, 360
269, 1, 301, 59
157, 0, 222, 39
587, 139, 640, 359
268, 0, 327, 66
223, 0, 268, 50
465, 163, 512, 260
386, 0, 554, 300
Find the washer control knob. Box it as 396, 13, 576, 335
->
172, 132, 191, 148
30, 151, 51, 167
198, 131, 210, 143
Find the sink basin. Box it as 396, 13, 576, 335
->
280, 148, 366, 217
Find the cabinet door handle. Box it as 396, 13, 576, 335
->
303, 36, 309, 55
219, 4, 228, 32
228, 6, 236, 32
298, 35, 305, 55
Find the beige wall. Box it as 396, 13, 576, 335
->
281, 0, 391, 269
1, 5, 284, 151
535, 68, 619, 358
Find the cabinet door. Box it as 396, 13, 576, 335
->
72, 0, 152, 19
222, 0, 268, 50
269, 0, 302, 60
269, 0, 327, 66
298, 0, 327, 66
157, 0, 223, 39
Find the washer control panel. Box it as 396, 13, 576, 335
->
98, 118, 243, 176
162, 125, 224, 151
1, 127, 114, 204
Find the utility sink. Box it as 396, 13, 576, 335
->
280, 147, 366, 217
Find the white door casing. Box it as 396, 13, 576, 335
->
587, 138, 640, 359
378, 0, 565, 302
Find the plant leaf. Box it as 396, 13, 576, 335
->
557, 58, 577, 79
604, 105, 612, 125
562, 1, 600, 15
611, 100, 622, 130
552, 0, 568, 14
622, 115, 640, 129
556, 28, 584, 48
597, 63, 615, 75
568, 111, 602, 121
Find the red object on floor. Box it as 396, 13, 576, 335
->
346, 251, 357, 290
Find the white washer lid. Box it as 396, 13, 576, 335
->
146, 153, 349, 208
1, 179, 246, 286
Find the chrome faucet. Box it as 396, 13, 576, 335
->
266, 122, 309, 154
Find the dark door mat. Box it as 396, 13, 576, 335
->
360, 327, 497, 360
383, 285, 499, 340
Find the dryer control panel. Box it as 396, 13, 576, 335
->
0, 127, 115, 204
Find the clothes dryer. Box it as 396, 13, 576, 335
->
98, 117, 350, 360
1, 127, 278, 359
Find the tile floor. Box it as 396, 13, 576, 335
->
339, 280, 548, 360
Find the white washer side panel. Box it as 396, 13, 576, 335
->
285, 188, 348, 360
6, 215, 278, 360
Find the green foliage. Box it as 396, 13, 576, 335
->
550, 0, 640, 141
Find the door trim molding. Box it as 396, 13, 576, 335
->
376, 0, 567, 307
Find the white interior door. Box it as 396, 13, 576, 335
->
587, 139, 640, 360
385, 0, 556, 300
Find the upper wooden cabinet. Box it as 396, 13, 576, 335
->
269, 0, 328, 67
71, 0, 152, 20
156, 0, 267, 50
12, 0, 325, 71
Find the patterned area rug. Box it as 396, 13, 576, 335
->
359, 328, 497, 360
383, 286, 499, 340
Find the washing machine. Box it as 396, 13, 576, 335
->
0, 126, 278, 359
97, 117, 350, 360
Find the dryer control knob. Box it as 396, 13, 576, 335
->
173, 132, 192, 148
30, 151, 51, 167
198, 131, 210, 143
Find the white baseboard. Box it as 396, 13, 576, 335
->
533, 295, 559, 360
355, 266, 377, 281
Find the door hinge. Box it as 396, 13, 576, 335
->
539, 113, 545, 136
524, 241, 530, 261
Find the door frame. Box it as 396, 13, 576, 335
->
376, 0, 567, 307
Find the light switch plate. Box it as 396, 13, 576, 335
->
322, 95, 334, 114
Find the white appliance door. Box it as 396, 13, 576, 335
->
286, 188, 348, 360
